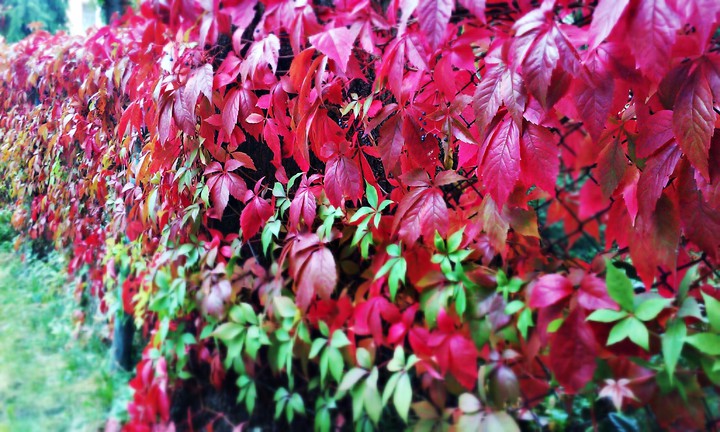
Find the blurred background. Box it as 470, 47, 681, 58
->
0, 0, 136, 42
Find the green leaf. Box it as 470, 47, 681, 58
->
454, 284, 467, 316
274, 296, 297, 319
678, 264, 698, 301
338, 367, 368, 392
447, 228, 464, 253
319, 321, 330, 337
701, 292, 720, 332
677, 297, 703, 320
518, 308, 534, 340
330, 330, 351, 348
310, 338, 327, 358
366, 183, 378, 208
328, 347, 345, 383
356, 347, 372, 369
607, 317, 633, 346
496, 270, 509, 287
386, 243, 401, 257
458, 393, 482, 413
289, 393, 305, 416
388, 346, 405, 372
504, 300, 524, 315
605, 260, 635, 311
388, 258, 407, 301
381, 372, 400, 405
212, 323, 243, 341
434, 231, 446, 253
662, 319, 686, 381
686, 332, 720, 355
634, 297, 670, 321
394, 373, 412, 423
363, 368, 382, 424
587, 309, 628, 323
482, 412, 520, 432
627, 317, 649, 350
349, 206, 373, 224
546, 317, 564, 333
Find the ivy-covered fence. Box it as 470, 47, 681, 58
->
1, 1, 720, 431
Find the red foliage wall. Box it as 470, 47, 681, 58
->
0, 0, 719, 430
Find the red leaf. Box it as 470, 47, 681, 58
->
323, 142, 363, 207
588, 0, 630, 50
205, 161, 248, 217
513, 5, 581, 108
354, 296, 400, 345
473, 44, 527, 132
628, 0, 681, 80
404, 115, 439, 172
636, 143, 681, 220
528, 274, 574, 308
637, 110, 674, 158
520, 122, 558, 193
426, 311, 479, 390
378, 113, 404, 175
222, 88, 240, 136
678, 163, 720, 260
241, 188, 273, 240
672, 70, 716, 180
309, 26, 360, 73
239, 34, 280, 82
417, 0, 454, 50
289, 175, 319, 231
479, 195, 509, 254
473, 65, 503, 134
628, 194, 680, 289
550, 308, 598, 394
288, 234, 337, 310
575, 74, 614, 142
578, 273, 618, 311
184, 63, 214, 108
596, 132, 627, 197
479, 116, 521, 207
392, 175, 449, 244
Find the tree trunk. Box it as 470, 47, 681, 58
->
112, 312, 134, 371
102, 0, 131, 24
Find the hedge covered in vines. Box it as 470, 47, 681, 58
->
1, 0, 720, 430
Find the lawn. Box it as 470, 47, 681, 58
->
0, 238, 130, 431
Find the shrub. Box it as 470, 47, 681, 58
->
0, 1, 719, 430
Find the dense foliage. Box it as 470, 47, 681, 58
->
1, 0, 719, 430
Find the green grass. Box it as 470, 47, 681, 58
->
0, 242, 131, 431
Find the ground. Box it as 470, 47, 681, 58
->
0, 245, 129, 431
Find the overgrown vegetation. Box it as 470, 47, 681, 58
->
1, 1, 720, 431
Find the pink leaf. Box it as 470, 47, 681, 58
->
528, 274, 574, 308
417, 0, 454, 50
578, 273, 619, 311
324, 150, 363, 207
629, 0, 681, 80
479, 116, 521, 207
241, 194, 273, 240
520, 123, 559, 193
588, 0, 630, 50
636, 144, 681, 220
672, 70, 715, 180
222, 88, 240, 136
309, 26, 360, 73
